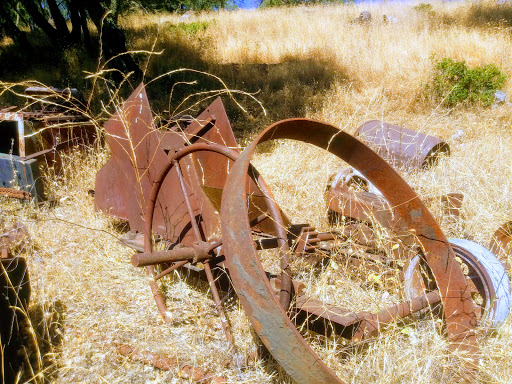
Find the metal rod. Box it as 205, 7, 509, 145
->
203, 260, 235, 350
175, 161, 203, 240
142, 142, 240, 325
352, 290, 442, 341
154, 260, 188, 281
152, 240, 222, 281
175, 161, 235, 351
132, 242, 212, 267
249, 212, 271, 227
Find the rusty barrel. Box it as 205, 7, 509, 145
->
356, 120, 450, 169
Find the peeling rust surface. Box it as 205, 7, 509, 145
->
95, 83, 252, 247
0, 187, 32, 200
96, 87, 482, 383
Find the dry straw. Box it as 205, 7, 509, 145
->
2, 0, 512, 382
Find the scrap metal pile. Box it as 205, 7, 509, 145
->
0, 86, 96, 201
95, 83, 512, 383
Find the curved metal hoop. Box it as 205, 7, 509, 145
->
143, 142, 291, 319
220, 118, 479, 384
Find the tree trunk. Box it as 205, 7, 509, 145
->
79, 7, 92, 51
46, 0, 71, 44
68, 0, 83, 44
80, 0, 142, 82
18, 0, 61, 46
0, 2, 29, 47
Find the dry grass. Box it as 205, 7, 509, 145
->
2, 0, 512, 383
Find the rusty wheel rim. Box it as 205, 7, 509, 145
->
143, 142, 291, 319
143, 142, 241, 320
220, 118, 479, 384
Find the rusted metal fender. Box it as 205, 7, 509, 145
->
356, 120, 450, 169
220, 118, 478, 384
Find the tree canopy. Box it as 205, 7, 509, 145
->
0, 1, 144, 80
0, 0, 235, 81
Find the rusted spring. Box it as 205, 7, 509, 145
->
220, 118, 479, 384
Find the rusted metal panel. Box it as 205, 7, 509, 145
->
0, 154, 44, 201
327, 167, 464, 234
490, 221, 512, 266
294, 290, 442, 340
351, 290, 442, 340
0, 86, 96, 201
220, 118, 478, 384
95, 83, 162, 230
0, 91, 94, 159
117, 344, 228, 383
96, 83, 275, 247
97, 88, 488, 382
356, 120, 450, 169
0, 187, 32, 200
95, 84, 229, 246
326, 176, 399, 228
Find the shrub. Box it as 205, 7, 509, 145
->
172, 20, 210, 35
427, 58, 506, 106
413, 3, 433, 12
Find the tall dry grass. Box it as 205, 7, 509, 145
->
2, 0, 512, 383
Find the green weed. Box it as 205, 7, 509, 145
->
172, 20, 211, 35
426, 58, 506, 106
413, 3, 433, 13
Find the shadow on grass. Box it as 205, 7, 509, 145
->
27, 300, 66, 383
1, 300, 66, 384
465, 3, 512, 28
0, 20, 348, 136
0, 31, 98, 91
126, 23, 348, 134
144, 54, 347, 135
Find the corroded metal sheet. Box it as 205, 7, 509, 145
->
0, 85, 95, 158
0, 86, 95, 203
96, 84, 272, 247
356, 120, 450, 169
0, 154, 44, 200
95, 83, 220, 245
326, 175, 399, 228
